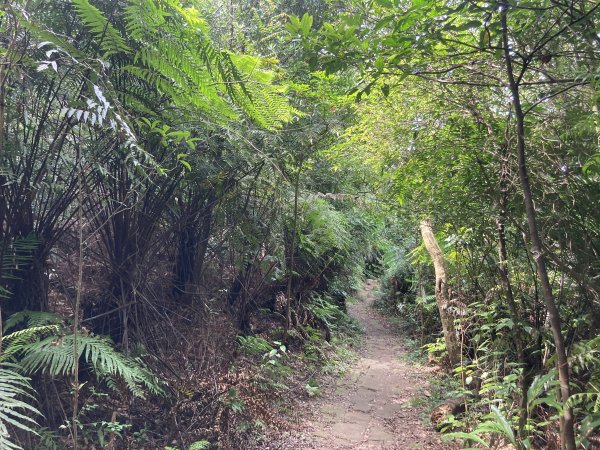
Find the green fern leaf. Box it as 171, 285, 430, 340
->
0, 363, 41, 449
71, 0, 130, 57
20, 334, 164, 398
4, 311, 62, 332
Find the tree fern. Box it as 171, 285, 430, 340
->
18, 3, 144, 157
122, 0, 297, 129
219, 52, 299, 130
122, 0, 238, 122
23, 0, 297, 133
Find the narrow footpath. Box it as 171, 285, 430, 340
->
289, 279, 451, 450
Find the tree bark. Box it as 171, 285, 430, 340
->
500, 5, 576, 449
285, 160, 303, 331
172, 190, 216, 302
419, 219, 461, 367
495, 144, 531, 440
194, 191, 216, 288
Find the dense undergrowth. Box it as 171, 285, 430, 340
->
3, 0, 600, 449
1, 190, 373, 449
1, 198, 371, 449
0, 0, 383, 448
376, 228, 600, 449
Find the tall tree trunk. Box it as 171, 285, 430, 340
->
419, 219, 461, 367
497, 198, 530, 440
496, 146, 530, 439
285, 161, 303, 331
500, 6, 576, 449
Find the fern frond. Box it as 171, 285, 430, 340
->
566, 391, 600, 412
217, 52, 298, 130
4, 311, 62, 332
0, 363, 41, 449
1, 325, 61, 363
71, 0, 130, 57
570, 334, 600, 375
122, 0, 296, 129
124, 0, 169, 39
0, 235, 41, 298
20, 334, 164, 398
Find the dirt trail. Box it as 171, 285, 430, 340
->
294, 279, 450, 450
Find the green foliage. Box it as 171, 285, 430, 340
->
4, 311, 61, 331
527, 370, 562, 415
445, 406, 524, 449
1, 324, 60, 363
304, 379, 321, 397
0, 314, 58, 448
297, 198, 351, 264
237, 336, 275, 356
566, 334, 600, 447
0, 235, 41, 300
20, 333, 163, 398
237, 335, 290, 391
122, 0, 297, 129
423, 338, 446, 361
3, 0, 599, 447
71, 0, 130, 57
164, 442, 210, 450
223, 387, 245, 413
2, 311, 162, 401
189, 441, 211, 450
35, 427, 60, 450
285, 13, 314, 38
307, 293, 350, 332
80, 420, 131, 449
0, 363, 41, 450
0, 245, 46, 448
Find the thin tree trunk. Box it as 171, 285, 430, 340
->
72, 145, 84, 450
0, 0, 13, 157
419, 219, 461, 367
500, 6, 575, 449
497, 200, 530, 441
418, 269, 425, 349
496, 145, 530, 440
286, 161, 303, 331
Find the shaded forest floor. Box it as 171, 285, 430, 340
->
270, 280, 452, 449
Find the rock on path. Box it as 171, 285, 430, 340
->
296, 279, 451, 450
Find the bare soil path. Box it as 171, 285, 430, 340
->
285, 279, 451, 450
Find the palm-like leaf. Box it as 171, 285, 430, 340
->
0, 363, 41, 450
20, 334, 163, 398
